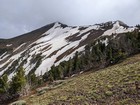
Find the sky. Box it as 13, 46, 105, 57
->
0, 0, 140, 39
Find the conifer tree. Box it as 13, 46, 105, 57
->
58, 65, 64, 79
10, 67, 26, 94
67, 58, 73, 77
29, 73, 38, 88
48, 65, 55, 82
48, 71, 54, 82
73, 51, 79, 73
0, 74, 8, 93
84, 45, 91, 64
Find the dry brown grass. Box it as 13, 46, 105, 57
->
21, 54, 140, 105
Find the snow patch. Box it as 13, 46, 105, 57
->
101, 38, 109, 46
0, 52, 9, 60
102, 21, 135, 36
13, 43, 26, 52
6, 44, 12, 47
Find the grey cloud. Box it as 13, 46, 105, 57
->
0, 0, 140, 38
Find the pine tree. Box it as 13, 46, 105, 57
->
84, 45, 91, 64
29, 73, 38, 88
94, 44, 102, 61
0, 74, 8, 93
10, 67, 26, 94
58, 65, 64, 79
73, 51, 79, 73
108, 46, 113, 61
48, 71, 54, 82
67, 58, 73, 77
48, 65, 55, 82
78, 56, 84, 71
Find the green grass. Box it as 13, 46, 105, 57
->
24, 54, 140, 105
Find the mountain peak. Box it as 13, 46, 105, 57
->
114, 20, 128, 27
51, 22, 68, 28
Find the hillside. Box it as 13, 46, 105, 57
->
0, 21, 136, 79
16, 53, 140, 105
0, 21, 140, 105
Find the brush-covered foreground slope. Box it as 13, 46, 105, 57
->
23, 54, 140, 105
0, 21, 136, 79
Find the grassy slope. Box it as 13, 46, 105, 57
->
24, 54, 140, 105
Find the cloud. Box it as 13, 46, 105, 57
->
0, 0, 140, 38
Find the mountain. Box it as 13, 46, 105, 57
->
0, 21, 137, 79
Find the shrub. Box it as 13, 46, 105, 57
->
105, 91, 113, 96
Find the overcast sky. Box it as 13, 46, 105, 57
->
0, 0, 140, 39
